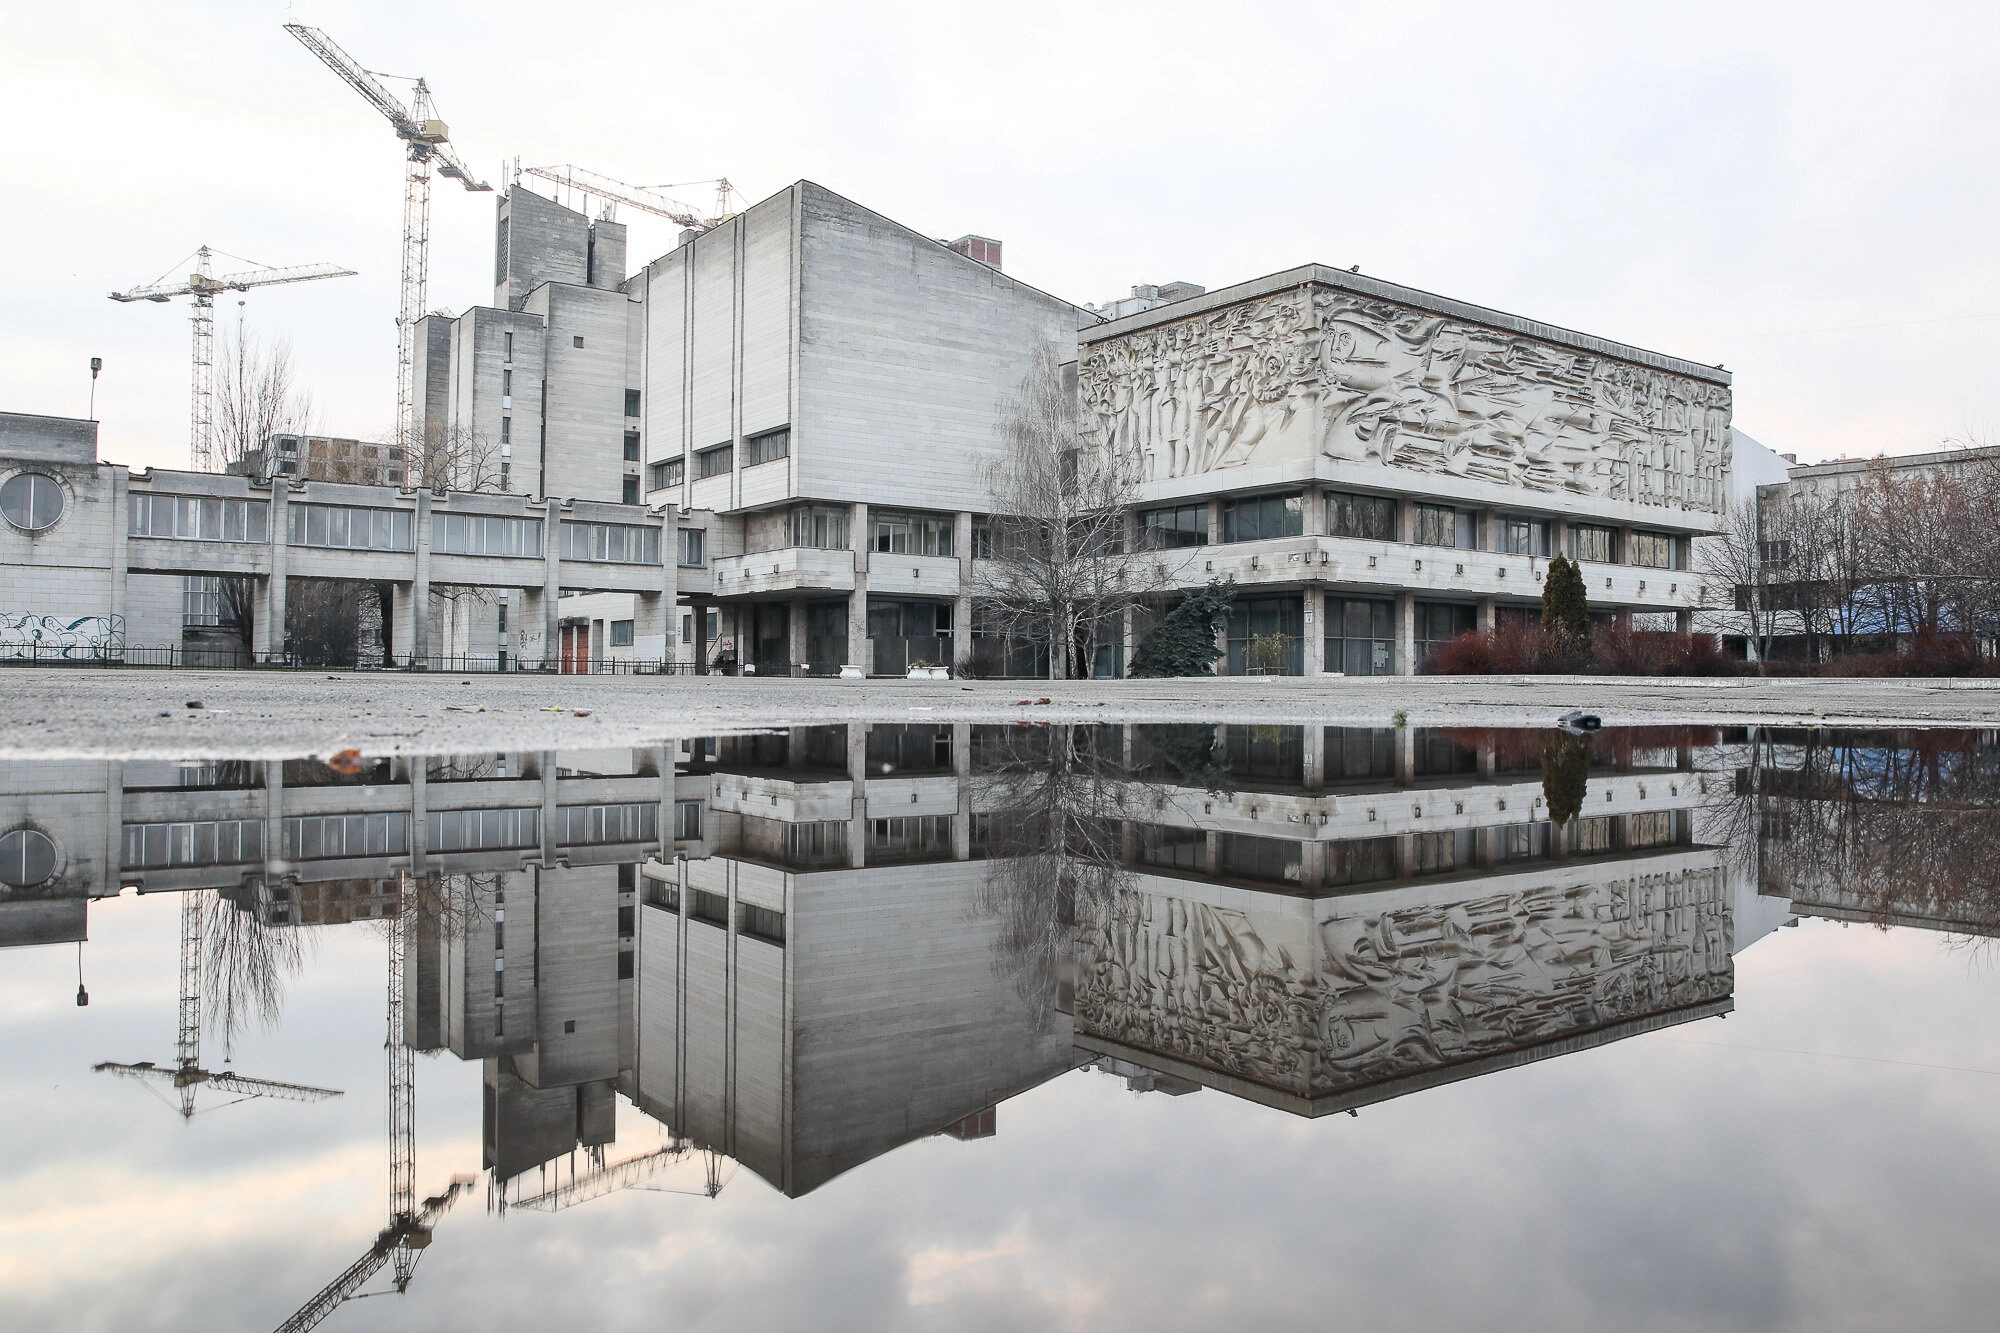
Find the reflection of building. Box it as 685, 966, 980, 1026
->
1752, 729, 2000, 936
7, 725, 1811, 1201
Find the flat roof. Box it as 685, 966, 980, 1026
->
1788, 441, 2000, 478
1079, 263, 1732, 387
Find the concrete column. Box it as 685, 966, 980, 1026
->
1394, 591, 1416, 676
1481, 507, 1499, 552
263, 760, 284, 878
847, 723, 868, 868
1395, 727, 1416, 785
1302, 731, 1323, 793
390, 584, 416, 661
1676, 608, 1694, 635
787, 596, 807, 675
542, 499, 562, 669
1552, 518, 1570, 561
1477, 742, 1496, 781
848, 501, 870, 674
1120, 605, 1135, 680
1477, 596, 1496, 633
1303, 589, 1324, 675
1207, 497, 1224, 545
1302, 840, 1326, 891
635, 591, 670, 668
263, 485, 289, 662
520, 587, 545, 670
410, 759, 428, 874
108, 467, 128, 657
1475, 827, 1496, 869
1302, 484, 1326, 536
952, 720, 972, 860
539, 750, 559, 866
691, 599, 709, 674
953, 510, 973, 672
412, 492, 432, 667
1396, 497, 1415, 545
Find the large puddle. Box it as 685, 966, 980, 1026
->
4, 722, 1997, 1330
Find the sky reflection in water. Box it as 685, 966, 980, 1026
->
2, 724, 1998, 1332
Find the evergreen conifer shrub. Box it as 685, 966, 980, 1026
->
1128, 578, 1236, 677
1541, 554, 1591, 666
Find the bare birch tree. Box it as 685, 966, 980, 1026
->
970, 343, 1173, 679
215, 322, 317, 469
1696, 498, 1783, 669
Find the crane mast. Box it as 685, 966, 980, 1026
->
285, 24, 490, 448
109, 247, 354, 471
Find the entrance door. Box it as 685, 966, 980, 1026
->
560, 623, 590, 674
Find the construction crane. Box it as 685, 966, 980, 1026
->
517, 164, 741, 231
109, 248, 354, 472
95, 890, 344, 1118
284, 23, 491, 444
274, 871, 468, 1332
496, 1137, 729, 1214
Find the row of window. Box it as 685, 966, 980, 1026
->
1132, 491, 1683, 566
652, 885, 787, 945
130, 494, 269, 543
560, 520, 662, 565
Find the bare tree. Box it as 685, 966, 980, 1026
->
970, 343, 1176, 679
1696, 498, 1783, 668
405, 418, 507, 495
202, 891, 313, 1058
215, 321, 317, 470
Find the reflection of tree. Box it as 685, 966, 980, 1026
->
1753, 729, 2000, 937
205, 890, 311, 1057
1128, 722, 1233, 795
974, 726, 1138, 1027
1541, 733, 1590, 826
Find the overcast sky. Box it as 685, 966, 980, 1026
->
3, 0, 1996, 473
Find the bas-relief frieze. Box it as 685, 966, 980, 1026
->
1073, 868, 1733, 1100
1080, 289, 1732, 514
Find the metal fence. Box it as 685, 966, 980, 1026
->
0, 643, 704, 674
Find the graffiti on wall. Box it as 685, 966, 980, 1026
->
0, 612, 124, 660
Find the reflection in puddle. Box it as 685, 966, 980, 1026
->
3, 724, 1996, 1325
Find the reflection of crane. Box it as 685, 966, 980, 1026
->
284, 24, 491, 442
109, 247, 355, 471
517, 164, 741, 231
275, 872, 468, 1331
497, 1138, 729, 1214
95, 891, 343, 1118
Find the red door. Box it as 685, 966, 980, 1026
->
560, 624, 590, 674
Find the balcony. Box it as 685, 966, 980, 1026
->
710, 546, 856, 598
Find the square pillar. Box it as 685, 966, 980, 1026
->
1394, 591, 1416, 676
1676, 608, 1693, 635
1477, 597, 1496, 633
849, 501, 870, 673
263, 484, 289, 662
787, 596, 808, 675
1395, 726, 1416, 785
520, 588, 546, 669
412, 491, 432, 666
108, 467, 128, 657
391, 584, 417, 661
952, 721, 972, 859
848, 723, 868, 868
691, 599, 710, 675
1302, 589, 1324, 675
542, 498, 563, 669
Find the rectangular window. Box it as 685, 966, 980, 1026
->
129, 494, 269, 542
690, 889, 729, 928
500, 417, 512, 444
427, 807, 538, 851
674, 799, 703, 840
872, 509, 955, 557
287, 504, 415, 551
502, 369, 512, 396
680, 613, 692, 644
561, 521, 662, 564
1140, 502, 1209, 549
695, 443, 733, 479
1569, 523, 1619, 563
557, 801, 660, 846
1500, 515, 1550, 556
1216, 832, 1302, 885
1134, 824, 1206, 873
1411, 828, 1477, 876
499, 462, 511, 489
784, 819, 849, 867
1628, 530, 1675, 569
649, 458, 684, 491
1322, 727, 1397, 784
1224, 595, 1303, 676
1224, 724, 1305, 784
282, 812, 411, 860
869, 815, 953, 863
609, 619, 635, 647
1326, 491, 1396, 541
623, 388, 641, 416
573, 335, 585, 348
623, 432, 640, 462
122, 819, 264, 868
789, 503, 850, 549
971, 519, 992, 559
1324, 596, 1395, 676
739, 903, 786, 945
744, 428, 790, 467
1414, 503, 1474, 549
433, 513, 543, 557
1414, 601, 1477, 664
182, 575, 224, 628
1220, 492, 1303, 542
622, 477, 640, 505
503, 331, 513, 361
677, 528, 706, 567
1327, 835, 1398, 887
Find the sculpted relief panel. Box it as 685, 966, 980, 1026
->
1074, 868, 1733, 1102
1079, 287, 1732, 513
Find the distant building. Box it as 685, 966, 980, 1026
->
1084, 280, 1206, 321
234, 434, 410, 487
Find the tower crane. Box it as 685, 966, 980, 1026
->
109, 248, 355, 472
517, 164, 741, 232
284, 24, 491, 444
95, 890, 344, 1118
274, 871, 470, 1332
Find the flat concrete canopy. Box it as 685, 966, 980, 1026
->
4, 671, 1997, 760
